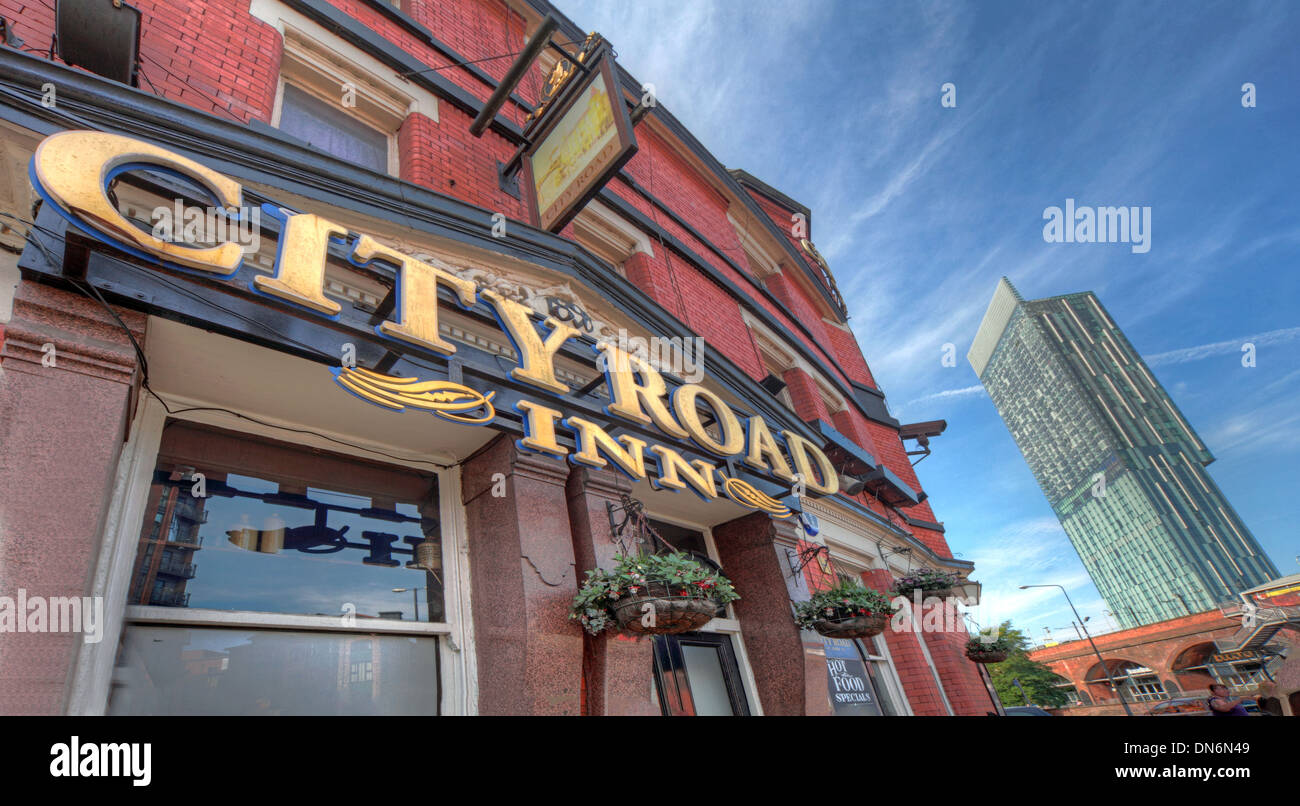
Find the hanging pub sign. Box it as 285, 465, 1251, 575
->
525, 42, 637, 233
27, 130, 840, 519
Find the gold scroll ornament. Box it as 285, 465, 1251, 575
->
332, 366, 496, 425
721, 476, 792, 519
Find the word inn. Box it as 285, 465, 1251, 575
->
31, 131, 841, 512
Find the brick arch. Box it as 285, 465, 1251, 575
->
1083, 657, 1145, 702
1167, 641, 1218, 674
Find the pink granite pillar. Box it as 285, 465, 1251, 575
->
711, 511, 807, 715
0, 281, 143, 715
460, 435, 582, 714
564, 466, 659, 715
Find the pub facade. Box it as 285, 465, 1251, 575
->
0, 0, 992, 715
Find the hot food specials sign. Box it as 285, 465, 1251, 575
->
29, 131, 840, 516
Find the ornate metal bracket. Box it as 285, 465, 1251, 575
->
605, 493, 677, 556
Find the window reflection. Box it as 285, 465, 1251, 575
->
109, 626, 439, 716
127, 427, 445, 622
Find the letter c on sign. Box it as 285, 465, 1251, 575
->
32, 130, 244, 274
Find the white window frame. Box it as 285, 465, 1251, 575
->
272, 69, 400, 177
67, 393, 477, 715
641, 510, 764, 716
819, 557, 914, 716
250, 0, 443, 178
1128, 675, 1167, 702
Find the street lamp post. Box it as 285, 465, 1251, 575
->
1021, 583, 1134, 716
392, 587, 422, 622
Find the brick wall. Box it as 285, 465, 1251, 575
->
0, 0, 978, 712
1, 0, 927, 498
862, 568, 948, 715
1029, 611, 1300, 714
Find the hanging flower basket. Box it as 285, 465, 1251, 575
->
794, 580, 899, 639
571, 551, 739, 637
965, 631, 1014, 663
811, 610, 891, 639
966, 649, 1008, 664
891, 568, 962, 601
611, 582, 719, 635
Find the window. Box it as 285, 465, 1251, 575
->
108, 421, 448, 716
278, 83, 390, 173
272, 25, 415, 177
1217, 663, 1265, 692
652, 633, 751, 716
809, 572, 901, 716
1119, 666, 1167, 702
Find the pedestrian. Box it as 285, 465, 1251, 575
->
1206, 683, 1249, 716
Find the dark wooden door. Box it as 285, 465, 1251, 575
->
652, 632, 750, 716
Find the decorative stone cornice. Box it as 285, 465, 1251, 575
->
509, 445, 573, 487
0, 282, 142, 385
566, 465, 633, 502
802, 495, 971, 574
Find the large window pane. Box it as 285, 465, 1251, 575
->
109, 626, 439, 715
680, 644, 732, 717
279, 83, 388, 173
128, 422, 445, 622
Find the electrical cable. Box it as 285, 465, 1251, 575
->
3, 211, 456, 471
398, 39, 578, 77
136, 51, 232, 117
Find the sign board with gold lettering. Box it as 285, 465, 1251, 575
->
26, 130, 846, 519
527, 49, 636, 233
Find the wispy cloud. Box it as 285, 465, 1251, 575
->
1144, 326, 1300, 367
1204, 398, 1300, 458
958, 516, 1111, 638
556, 0, 1300, 614
904, 384, 985, 407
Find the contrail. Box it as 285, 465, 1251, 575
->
905, 384, 986, 406
1143, 326, 1300, 367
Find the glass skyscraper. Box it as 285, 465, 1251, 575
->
969, 278, 1277, 628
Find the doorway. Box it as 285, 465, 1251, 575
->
652, 632, 751, 716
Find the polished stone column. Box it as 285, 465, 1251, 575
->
711, 511, 807, 715
0, 281, 143, 714
460, 436, 581, 715
565, 466, 659, 715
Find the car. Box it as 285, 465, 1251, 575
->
1002, 705, 1055, 716
1146, 696, 1261, 716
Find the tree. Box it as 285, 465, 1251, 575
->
984, 620, 1071, 708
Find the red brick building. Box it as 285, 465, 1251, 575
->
0, 0, 991, 715
1029, 592, 1300, 716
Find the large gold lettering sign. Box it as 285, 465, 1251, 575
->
30, 131, 840, 516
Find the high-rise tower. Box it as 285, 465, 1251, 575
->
969, 278, 1277, 628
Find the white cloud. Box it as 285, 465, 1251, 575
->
903, 384, 985, 407
1144, 326, 1300, 367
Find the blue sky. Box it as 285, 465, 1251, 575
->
561, 0, 1300, 642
